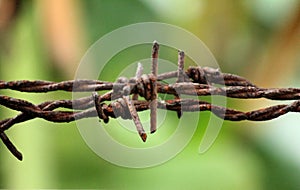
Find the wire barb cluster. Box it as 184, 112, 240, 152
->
0, 41, 299, 161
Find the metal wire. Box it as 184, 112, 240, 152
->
0, 42, 299, 161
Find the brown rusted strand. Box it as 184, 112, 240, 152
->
156, 83, 300, 100
1, 95, 300, 160
2, 98, 299, 126
150, 41, 159, 134
0, 131, 23, 161
2, 71, 300, 101
0, 95, 106, 132
0, 80, 112, 92
6, 80, 299, 101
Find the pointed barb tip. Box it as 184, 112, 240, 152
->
141, 133, 147, 142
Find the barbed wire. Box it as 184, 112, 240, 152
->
0, 41, 299, 161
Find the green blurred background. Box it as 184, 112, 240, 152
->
0, 0, 300, 189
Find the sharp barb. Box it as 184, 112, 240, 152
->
123, 94, 147, 142
150, 41, 159, 134
177, 50, 185, 83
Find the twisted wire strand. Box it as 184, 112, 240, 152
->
1, 79, 300, 100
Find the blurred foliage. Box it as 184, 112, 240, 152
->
0, 0, 300, 189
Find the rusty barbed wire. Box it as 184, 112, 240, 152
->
0, 41, 299, 161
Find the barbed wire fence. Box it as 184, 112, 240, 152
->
0, 41, 299, 161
